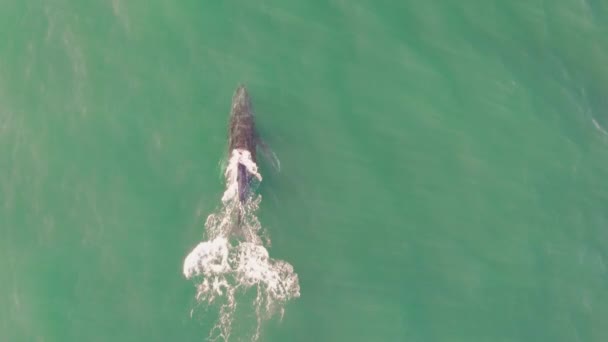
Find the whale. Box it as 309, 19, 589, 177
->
227, 85, 260, 204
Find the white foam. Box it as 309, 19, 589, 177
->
183, 237, 230, 279
222, 149, 262, 203
184, 151, 299, 341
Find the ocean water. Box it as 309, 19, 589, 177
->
2, 1, 608, 341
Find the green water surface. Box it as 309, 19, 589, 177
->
1, 1, 608, 341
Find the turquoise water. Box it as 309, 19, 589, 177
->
2, 1, 608, 341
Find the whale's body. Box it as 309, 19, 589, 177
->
228, 85, 258, 203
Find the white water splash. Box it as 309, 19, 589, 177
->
184, 150, 300, 342
222, 149, 262, 203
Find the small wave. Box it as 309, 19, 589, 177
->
592, 117, 608, 137
184, 150, 300, 341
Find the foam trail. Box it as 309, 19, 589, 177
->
184, 151, 300, 342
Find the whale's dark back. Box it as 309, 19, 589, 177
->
237, 163, 251, 203
228, 85, 257, 162
228, 85, 257, 204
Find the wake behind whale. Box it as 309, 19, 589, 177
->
183, 86, 300, 342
